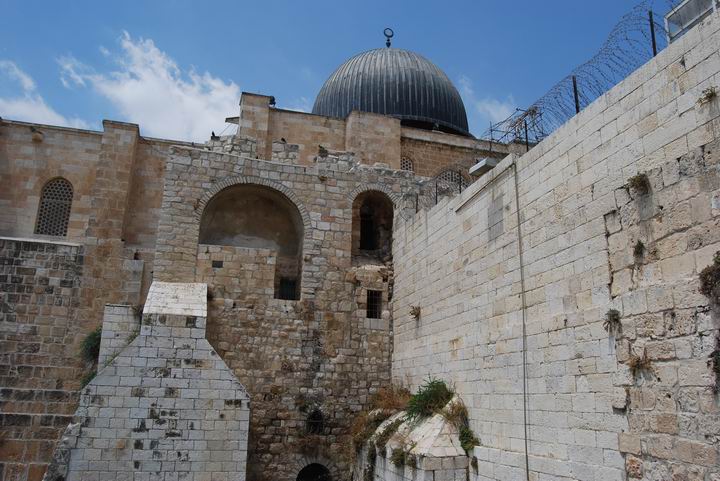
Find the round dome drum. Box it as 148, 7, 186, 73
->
312, 48, 470, 136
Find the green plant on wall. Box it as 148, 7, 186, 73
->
627, 173, 650, 196
80, 326, 102, 363
699, 252, 720, 304
603, 309, 622, 335
405, 377, 454, 420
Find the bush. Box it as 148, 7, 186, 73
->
351, 410, 391, 451
633, 240, 645, 258
375, 418, 403, 456
699, 252, 720, 304
442, 400, 480, 454
459, 425, 480, 454
370, 386, 411, 411
627, 173, 650, 196
405, 378, 453, 420
80, 326, 102, 364
80, 369, 96, 388
390, 448, 406, 467
603, 309, 621, 335
628, 348, 652, 378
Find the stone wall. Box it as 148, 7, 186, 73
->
0, 238, 85, 481
151, 141, 425, 480
392, 12, 720, 481
236, 92, 509, 174
43, 282, 250, 481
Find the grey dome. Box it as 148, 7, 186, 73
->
312, 48, 470, 136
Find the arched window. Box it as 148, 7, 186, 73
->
351, 191, 393, 259
400, 157, 414, 172
435, 169, 469, 192
306, 409, 324, 434
35, 178, 73, 237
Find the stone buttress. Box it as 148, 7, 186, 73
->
43, 282, 250, 481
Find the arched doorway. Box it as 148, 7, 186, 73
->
199, 184, 304, 300
296, 463, 331, 481
351, 190, 393, 260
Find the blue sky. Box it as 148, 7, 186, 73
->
0, 0, 669, 140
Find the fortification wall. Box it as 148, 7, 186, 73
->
392, 12, 720, 481
0, 238, 85, 481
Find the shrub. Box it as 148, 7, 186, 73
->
699, 252, 720, 304
627, 173, 650, 196
80, 326, 102, 364
405, 378, 453, 420
633, 240, 645, 258
366, 445, 377, 465
628, 348, 652, 378
406, 453, 417, 469
375, 418, 403, 456
442, 400, 480, 454
370, 386, 411, 411
390, 448, 406, 467
351, 410, 391, 451
709, 338, 720, 394
603, 309, 622, 335
459, 425, 480, 454
698, 86, 717, 105
80, 369, 96, 388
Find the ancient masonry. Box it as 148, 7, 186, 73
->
0, 10, 720, 481
393, 13, 720, 481
43, 282, 250, 481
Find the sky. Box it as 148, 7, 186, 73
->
0, 0, 671, 141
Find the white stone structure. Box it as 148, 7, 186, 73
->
43, 282, 250, 481
393, 11, 720, 481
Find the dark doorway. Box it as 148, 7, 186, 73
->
351, 190, 393, 260
296, 463, 331, 481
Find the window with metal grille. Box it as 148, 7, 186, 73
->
35, 178, 73, 236
277, 277, 298, 300
306, 409, 324, 434
436, 169, 468, 191
400, 157, 414, 172
366, 290, 382, 319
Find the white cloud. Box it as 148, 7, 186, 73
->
283, 96, 312, 113
59, 31, 240, 141
0, 60, 89, 129
458, 75, 515, 135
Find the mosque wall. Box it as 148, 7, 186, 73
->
237, 92, 509, 175
392, 11, 720, 481
0, 123, 102, 240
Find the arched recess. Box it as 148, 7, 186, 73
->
296, 463, 332, 481
351, 189, 394, 260
199, 182, 305, 300
35, 177, 74, 237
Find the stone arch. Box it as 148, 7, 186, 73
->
197, 176, 311, 300
347, 183, 401, 207
296, 463, 331, 481
196, 175, 311, 231
289, 456, 336, 481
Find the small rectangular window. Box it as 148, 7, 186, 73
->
366, 290, 382, 319
277, 277, 298, 300
211, 260, 223, 268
